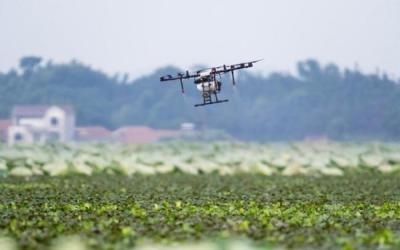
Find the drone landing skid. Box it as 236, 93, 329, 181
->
194, 99, 228, 107
195, 91, 228, 107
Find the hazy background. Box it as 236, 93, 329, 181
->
1, 0, 399, 78
1, 0, 400, 141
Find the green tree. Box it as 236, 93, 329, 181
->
1, 56, 400, 141
19, 56, 42, 73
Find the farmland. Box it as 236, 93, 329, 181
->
2, 141, 400, 177
0, 142, 400, 249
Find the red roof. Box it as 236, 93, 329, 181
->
112, 126, 180, 143
0, 120, 11, 130
0, 120, 11, 142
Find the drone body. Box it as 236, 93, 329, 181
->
160, 60, 261, 107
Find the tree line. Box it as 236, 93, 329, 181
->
0, 56, 399, 141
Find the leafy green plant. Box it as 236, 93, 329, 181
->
0, 173, 400, 249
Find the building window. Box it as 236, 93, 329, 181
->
15, 133, 23, 141
50, 117, 58, 126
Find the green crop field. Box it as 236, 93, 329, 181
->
0, 142, 400, 250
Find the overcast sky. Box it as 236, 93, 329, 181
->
0, 0, 399, 78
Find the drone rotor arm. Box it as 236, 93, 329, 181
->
159, 59, 262, 90
160, 71, 202, 94
160, 72, 199, 82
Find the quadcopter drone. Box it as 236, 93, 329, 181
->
160, 60, 261, 107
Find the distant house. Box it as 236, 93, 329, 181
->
76, 126, 111, 142
0, 120, 11, 143
7, 105, 75, 145
181, 122, 196, 131
112, 126, 181, 143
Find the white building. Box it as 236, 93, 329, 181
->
7, 105, 75, 145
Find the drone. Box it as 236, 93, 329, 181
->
160, 60, 261, 107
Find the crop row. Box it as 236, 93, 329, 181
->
1, 174, 400, 249
1, 141, 400, 177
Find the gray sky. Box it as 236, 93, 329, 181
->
0, 0, 399, 78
